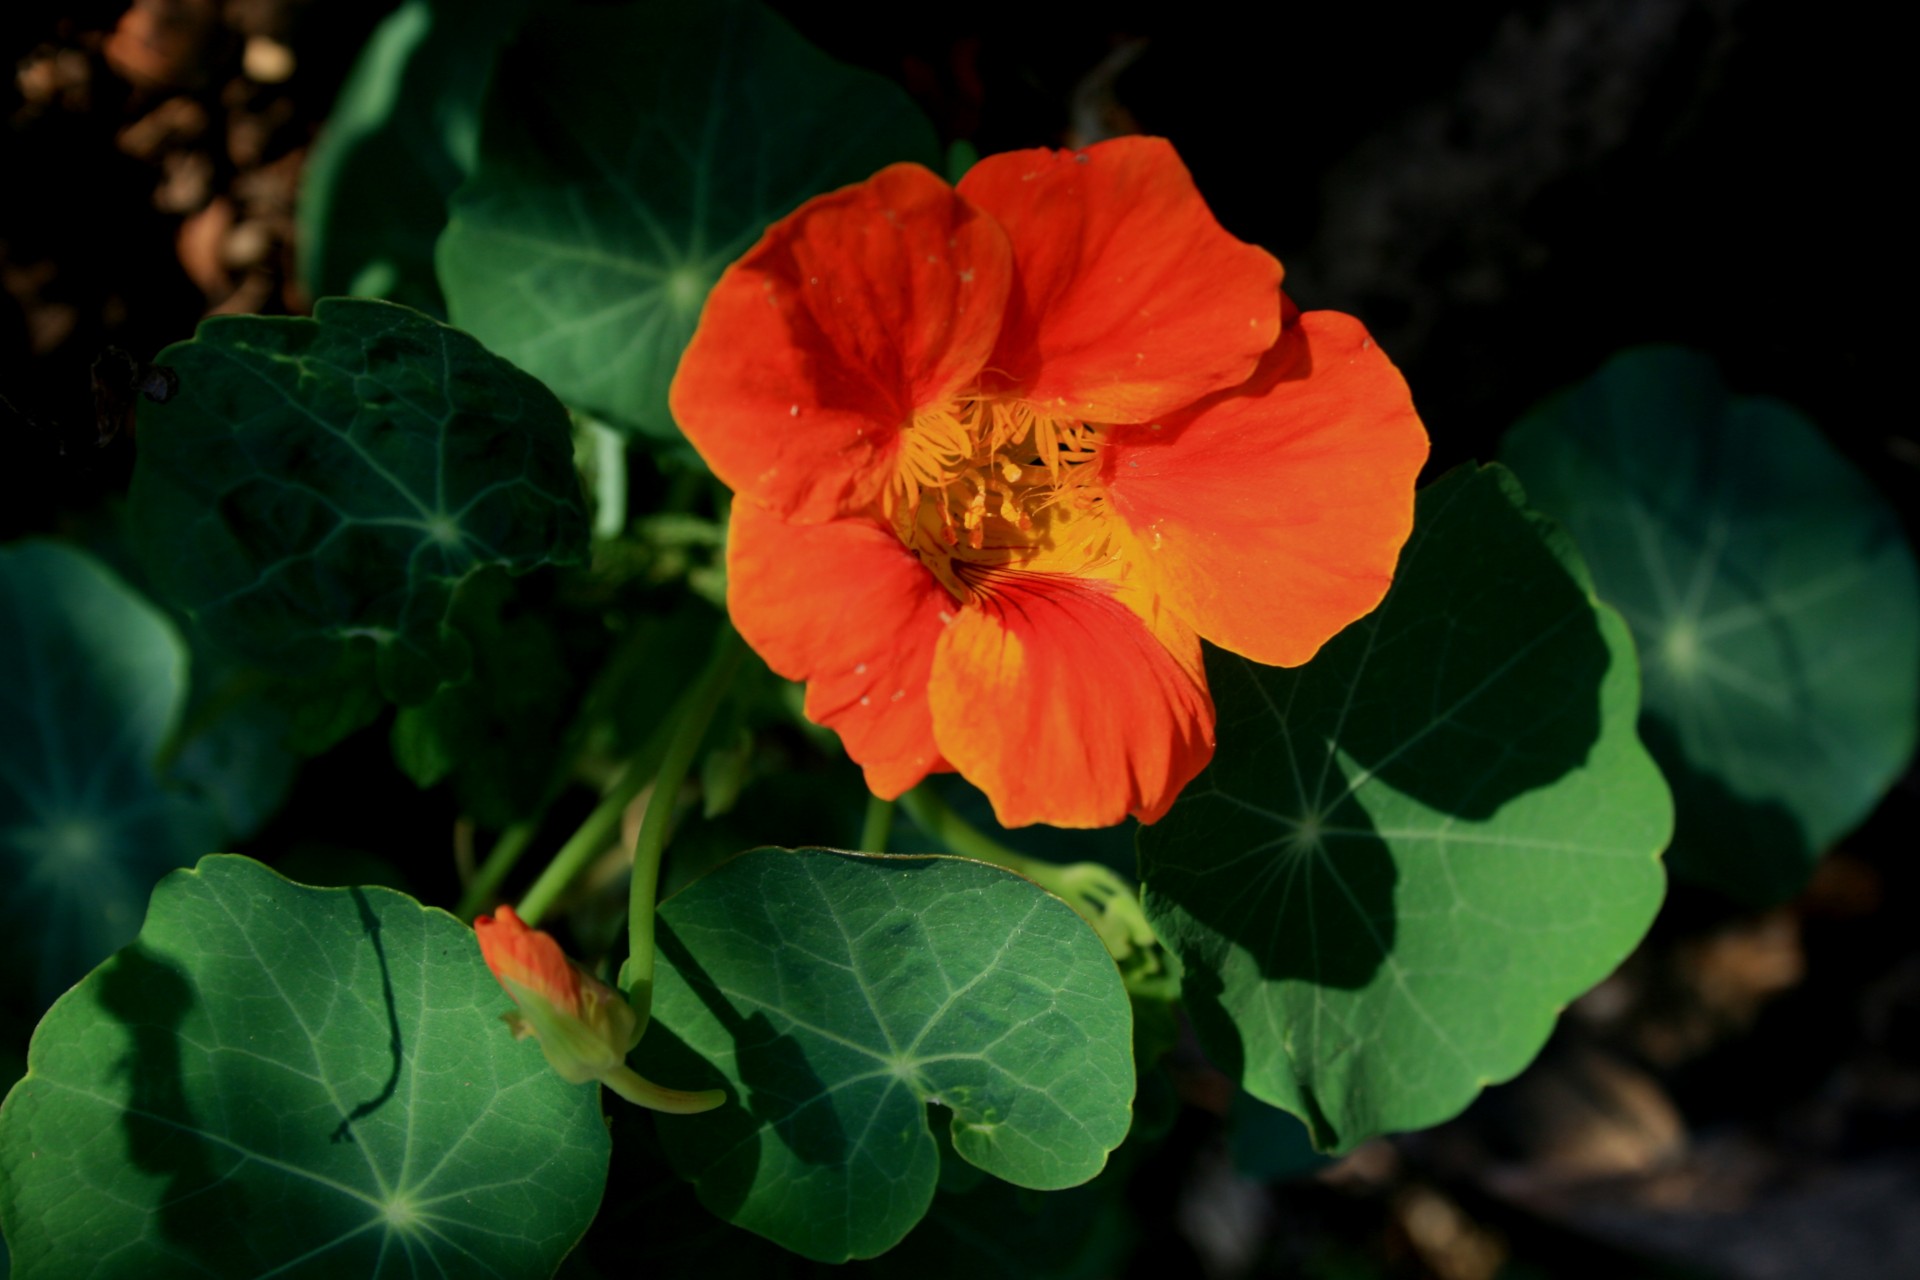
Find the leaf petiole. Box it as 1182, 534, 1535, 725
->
858, 793, 895, 851
618, 623, 746, 1027
896, 786, 1176, 999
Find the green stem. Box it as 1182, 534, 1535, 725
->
620, 625, 746, 1021
456, 821, 538, 920
588, 418, 629, 539
515, 703, 678, 928
896, 787, 1031, 872
858, 794, 896, 852
456, 602, 677, 921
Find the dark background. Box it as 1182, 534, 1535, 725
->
3, 2, 1913, 1277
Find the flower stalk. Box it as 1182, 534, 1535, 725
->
897, 786, 1175, 999
858, 793, 896, 852
619, 623, 746, 1028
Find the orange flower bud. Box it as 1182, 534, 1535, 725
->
474, 905, 722, 1114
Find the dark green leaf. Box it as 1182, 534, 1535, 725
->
565, 1103, 802, 1280
164, 654, 302, 838
0, 542, 221, 1006
297, 0, 532, 313
0, 855, 609, 1277
438, 0, 941, 442
1502, 347, 1920, 902
852, 1157, 1128, 1280
385, 569, 577, 825
1141, 464, 1670, 1151
390, 702, 457, 788
129, 297, 589, 704
637, 848, 1134, 1261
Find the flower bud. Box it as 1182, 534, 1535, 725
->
474, 905, 722, 1114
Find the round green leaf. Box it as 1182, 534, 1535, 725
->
128, 297, 589, 704
636, 848, 1134, 1262
298, 0, 532, 313
0, 855, 609, 1278
0, 542, 220, 1006
1140, 464, 1671, 1152
437, 0, 941, 443
1502, 347, 1920, 903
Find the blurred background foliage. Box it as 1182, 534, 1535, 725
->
2, 2, 1914, 1278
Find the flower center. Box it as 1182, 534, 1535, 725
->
888, 396, 1112, 595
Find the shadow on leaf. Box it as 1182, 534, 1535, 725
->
97, 943, 233, 1269
1641, 714, 1810, 906
640, 918, 846, 1219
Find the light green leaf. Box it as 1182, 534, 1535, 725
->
437, 0, 941, 443
636, 848, 1134, 1262
0, 542, 221, 1006
297, 0, 532, 313
0, 855, 609, 1278
1141, 464, 1671, 1151
1502, 347, 1920, 902
128, 297, 589, 704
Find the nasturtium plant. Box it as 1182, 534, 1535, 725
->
0, 856, 609, 1279
0, 542, 221, 1006
438, 0, 942, 444
637, 848, 1135, 1262
129, 296, 589, 704
1502, 348, 1920, 903
18, 3, 1913, 1274
1141, 465, 1672, 1151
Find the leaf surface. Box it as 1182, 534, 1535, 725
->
637, 848, 1133, 1262
0, 542, 220, 1006
1141, 464, 1671, 1150
297, 0, 531, 312
1502, 347, 1920, 901
437, 0, 941, 443
0, 855, 609, 1278
129, 297, 588, 703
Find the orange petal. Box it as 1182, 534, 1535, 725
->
928, 570, 1214, 828
1103, 309, 1428, 667
728, 500, 952, 796
957, 136, 1281, 425
475, 905, 583, 1018
671, 163, 1011, 523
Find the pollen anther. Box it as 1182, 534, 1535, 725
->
888, 394, 1110, 593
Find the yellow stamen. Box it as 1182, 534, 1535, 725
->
887, 394, 1113, 595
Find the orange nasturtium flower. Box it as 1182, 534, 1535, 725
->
672, 136, 1428, 828
473, 905, 722, 1113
